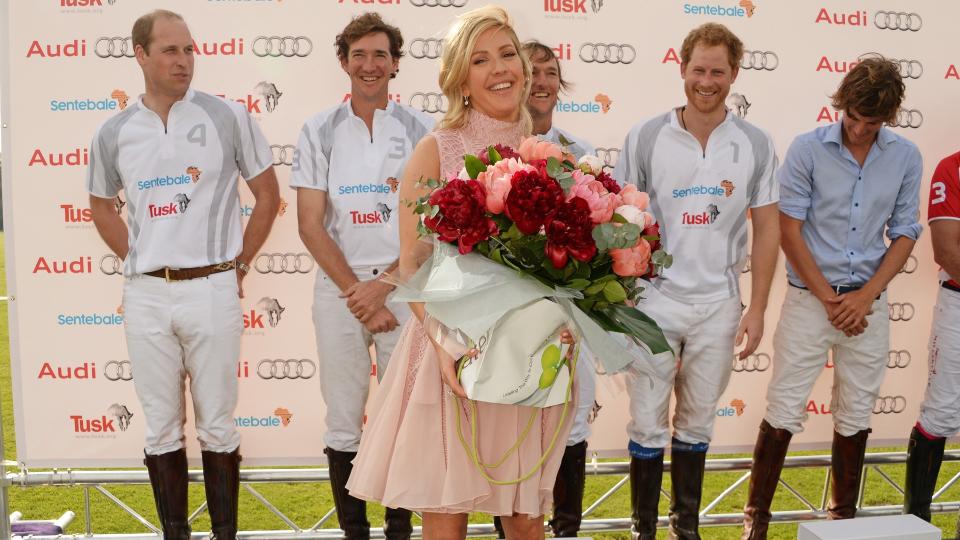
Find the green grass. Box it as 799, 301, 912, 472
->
0, 231, 956, 538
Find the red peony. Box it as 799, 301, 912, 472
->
423, 179, 499, 254
544, 197, 598, 269
479, 144, 521, 165
504, 169, 565, 235
595, 170, 621, 194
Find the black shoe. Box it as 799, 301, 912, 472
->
201, 448, 241, 540
549, 441, 587, 537
144, 448, 191, 540
903, 426, 945, 522
325, 447, 371, 540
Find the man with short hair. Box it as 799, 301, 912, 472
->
614, 23, 780, 540
88, 10, 280, 540
902, 150, 960, 535
292, 12, 433, 540
740, 57, 922, 539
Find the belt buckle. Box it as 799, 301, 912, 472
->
164, 267, 171, 283
834, 284, 842, 295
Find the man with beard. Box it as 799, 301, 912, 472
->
614, 23, 780, 540
291, 12, 433, 540
87, 10, 280, 540
740, 57, 921, 539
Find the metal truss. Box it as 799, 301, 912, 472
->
6, 450, 960, 538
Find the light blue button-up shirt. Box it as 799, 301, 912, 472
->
778, 121, 923, 288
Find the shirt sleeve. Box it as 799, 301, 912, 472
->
928, 154, 960, 222
612, 124, 646, 191
289, 118, 329, 191
777, 136, 814, 220
86, 125, 122, 198
232, 103, 273, 181
886, 145, 923, 241
749, 133, 779, 208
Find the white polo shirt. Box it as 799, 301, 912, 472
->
613, 109, 778, 303
87, 88, 272, 277
290, 100, 434, 269
542, 125, 595, 161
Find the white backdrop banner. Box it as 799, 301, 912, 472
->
0, 0, 953, 466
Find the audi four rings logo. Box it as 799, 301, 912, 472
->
254, 252, 315, 274
888, 302, 915, 321
893, 59, 923, 79
899, 255, 918, 274
100, 254, 122, 275
409, 92, 447, 113
410, 0, 467, 6
732, 353, 771, 372
95, 37, 134, 58
887, 350, 911, 369
104, 361, 133, 381
252, 36, 312, 58
741, 50, 779, 71
410, 38, 443, 59
595, 147, 621, 166
257, 359, 317, 379
874, 11, 922, 31
873, 395, 907, 414
271, 145, 296, 166
892, 108, 923, 129
579, 43, 636, 64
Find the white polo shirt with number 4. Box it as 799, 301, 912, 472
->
86, 88, 273, 277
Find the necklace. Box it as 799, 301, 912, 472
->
679, 106, 687, 131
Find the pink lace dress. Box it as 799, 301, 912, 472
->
345, 110, 576, 517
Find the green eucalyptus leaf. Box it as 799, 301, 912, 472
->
565, 278, 591, 290
602, 281, 628, 303
488, 146, 502, 164
546, 156, 563, 178
464, 154, 487, 179
611, 213, 629, 224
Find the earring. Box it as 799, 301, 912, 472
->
463, 95, 470, 107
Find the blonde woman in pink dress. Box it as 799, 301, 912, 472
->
346, 5, 577, 540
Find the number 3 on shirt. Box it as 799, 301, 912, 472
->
931, 181, 947, 205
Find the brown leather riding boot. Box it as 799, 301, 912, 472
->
202, 448, 242, 540
144, 448, 191, 540
549, 441, 588, 537
325, 447, 371, 540
741, 420, 793, 540
903, 426, 945, 522
827, 429, 870, 520
629, 453, 663, 540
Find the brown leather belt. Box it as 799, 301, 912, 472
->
144, 261, 236, 282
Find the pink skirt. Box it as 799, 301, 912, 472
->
346, 317, 576, 517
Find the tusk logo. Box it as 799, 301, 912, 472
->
256, 297, 286, 327
254, 81, 283, 112
107, 403, 134, 431
727, 93, 751, 118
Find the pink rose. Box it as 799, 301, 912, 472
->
619, 184, 650, 211
567, 180, 622, 224
610, 239, 652, 277
476, 158, 534, 214
571, 169, 595, 188
518, 136, 564, 163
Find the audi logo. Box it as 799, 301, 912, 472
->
893, 59, 923, 79
104, 360, 133, 381
100, 254, 122, 275
732, 353, 770, 372
95, 36, 134, 59
874, 11, 922, 32
409, 38, 443, 59
595, 147, 621, 167
887, 350, 911, 369
271, 144, 296, 167
873, 395, 907, 414
891, 108, 923, 129
252, 36, 312, 58
257, 359, 317, 379
410, 0, 467, 6
899, 255, 918, 274
740, 50, 779, 71
254, 252, 315, 274
409, 92, 447, 114
888, 302, 915, 321
579, 43, 636, 64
